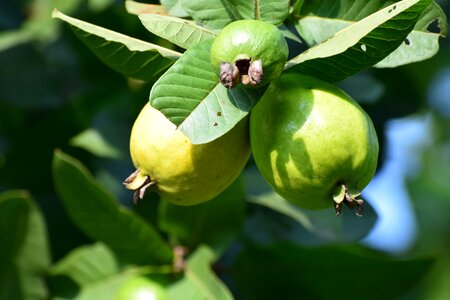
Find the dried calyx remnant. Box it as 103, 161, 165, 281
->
123, 169, 154, 204
333, 183, 364, 217
220, 58, 263, 89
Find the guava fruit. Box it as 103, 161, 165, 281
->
115, 276, 167, 300
210, 20, 288, 89
124, 103, 250, 206
250, 73, 379, 216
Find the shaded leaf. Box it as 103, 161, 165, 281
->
0, 191, 50, 300
287, 0, 433, 82
50, 243, 119, 287
150, 39, 262, 144
169, 245, 233, 300
158, 177, 246, 256
247, 192, 377, 245
229, 0, 290, 25
232, 242, 434, 300
139, 13, 216, 49
52, 9, 181, 82
52, 150, 173, 265
180, 0, 238, 30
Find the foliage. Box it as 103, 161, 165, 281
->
0, 0, 449, 299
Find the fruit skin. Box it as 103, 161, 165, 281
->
250, 72, 379, 210
128, 103, 250, 206
115, 276, 167, 300
210, 20, 288, 88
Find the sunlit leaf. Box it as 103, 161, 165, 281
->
139, 13, 215, 49
150, 39, 262, 144
52, 9, 181, 81
229, 0, 290, 25
180, 0, 239, 30
169, 245, 233, 300
287, 0, 433, 82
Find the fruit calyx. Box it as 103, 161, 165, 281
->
220, 58, 263, 88
123, 169, 155, 204
332, 183, 364, 217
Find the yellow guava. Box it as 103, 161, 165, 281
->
250, 72, 379, 216
124, 103, 250, 206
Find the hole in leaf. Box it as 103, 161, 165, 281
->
404, 38, 411, 46
217, 111, 222, 116
426, 19, 441, 34
361, 44, 367, 52
213, 122, 218, 126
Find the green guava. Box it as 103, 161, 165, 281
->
124, 103, 250, 206
115, 276, 167, 300
250, 73, 379, 216
210, 20, 288, 88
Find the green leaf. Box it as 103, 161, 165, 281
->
297, 2, 447, 68
414, 1, 448, 35
70, 128, 122, 159
139, 14, 216, 49
52, 9, 181, 82
229, 0, 290, 25
286, 0, 433, 82
232, 242, 434, 300
52, 150, 173, 265
161, 0, 190, 18
125, 1, 167, 16
51, 243, 119, 287
158, 177, 246, 256
180, 0, 238, 30
247, 192, 377, 244
0, 191, 50, 300
169, 245, 233, 300
150, 39, 262, 144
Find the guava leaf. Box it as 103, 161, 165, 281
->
150, 39, 262, 144
70, 128, 122, 159
232, 242, 434, 300
158, 178, 246, 256
0, 191, 50, 300
286, 0, 433, 82
139, 14, 216, 49
52, 150, 173, 265
125, 0, 167, 15
180, 0, 239, 30
169, 245, 233, 300
52, 9, 181, 82
229, 0, 290, 25
297, 1, 447, 68
50, 243, 119, 287
247, 192, 377, 245
161, 0, 190, 17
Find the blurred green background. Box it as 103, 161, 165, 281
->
0, 0, 449, 299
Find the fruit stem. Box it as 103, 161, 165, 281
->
333, 183, 364, 217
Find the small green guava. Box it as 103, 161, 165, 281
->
115, 276, 167, 300
250, 72, 379, 216
124, 103, 250, 206
210, 20, 288, 89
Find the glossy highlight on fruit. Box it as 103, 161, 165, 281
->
210, 20, 288, 88
124, 103, 250, 206
115, 276, 167, 300
250, 73, 379, 216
